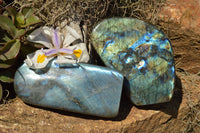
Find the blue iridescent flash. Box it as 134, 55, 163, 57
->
91, 18, 175, 105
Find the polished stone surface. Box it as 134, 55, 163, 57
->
14, 60, 123, 118
91, 18, 175, 105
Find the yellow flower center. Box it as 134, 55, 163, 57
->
73, 49, 82, 58
37, 54, 47, 63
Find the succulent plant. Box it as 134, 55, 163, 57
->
0, 6, 41, 101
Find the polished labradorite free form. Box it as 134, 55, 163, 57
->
91, 18, 175, 105
14, 60, 123, 118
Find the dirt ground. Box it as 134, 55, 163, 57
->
0, 0, 200, 133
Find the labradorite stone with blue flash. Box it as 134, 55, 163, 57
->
14, 60, 123, 118
91, 18, 175, 105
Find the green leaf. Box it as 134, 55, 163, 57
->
0, 15, 17, 38
0, 58, 15, 68
2, 11, 9, 17
0, 68, 14, 83
16, 12, 25, 26
0, 39, 21, 60
0, 83, 2, 101
0, 28, 12, 43
2, 35, 12, 42
14, 29, 25, 39
21, 15, 41, 27
22, 7, 33, 18
6, 7, 17, 23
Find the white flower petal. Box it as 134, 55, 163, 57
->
25, 26, 90, 69
66, 25, 81, 39
55, 42, 90, 64
27, 26, 53, 48
24, 55, 33, 67
43, 26, 53, 37
59, 43, 89, 63
24, 50, 54, 69
63, 26, 81, 47
55, 55, 76, 64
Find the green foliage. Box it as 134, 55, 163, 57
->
0, 7, 41, 101
0, 58, 15, 68
0, 15, 17, 38
0, 39, 20, 61
0, 68, 14, 83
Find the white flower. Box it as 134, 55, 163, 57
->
25, 26, 90, 69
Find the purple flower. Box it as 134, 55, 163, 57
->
25, 26, 89, 69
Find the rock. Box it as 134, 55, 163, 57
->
14, 59, 123, 118
91, 18, 175, 105
159, 0, 200, 74
1, 73, 200, 132
159, 0, 200, 34
1, 1, 200, 132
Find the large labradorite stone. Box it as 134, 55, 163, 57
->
14, 60, 123, 118
91, 18, 175, 105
